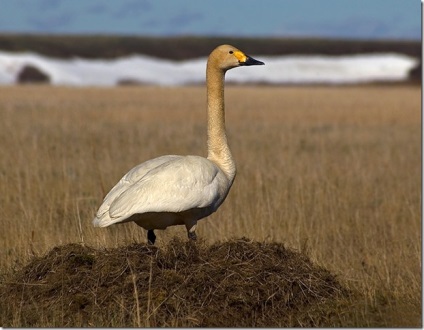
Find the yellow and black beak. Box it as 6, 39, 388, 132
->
240, 55, 265, 66
233, 50, 264, 66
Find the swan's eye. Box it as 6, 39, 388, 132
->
229, 50, 233, 54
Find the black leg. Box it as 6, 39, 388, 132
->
147, 230, 156, 245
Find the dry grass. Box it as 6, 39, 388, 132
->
0, 84, 421, 326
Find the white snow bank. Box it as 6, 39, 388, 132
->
0, 51, 418, 86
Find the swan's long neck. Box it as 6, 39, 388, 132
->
206, 62, 236, 181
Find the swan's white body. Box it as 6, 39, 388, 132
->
93, 155, 231, 229
92, 45, 264, 243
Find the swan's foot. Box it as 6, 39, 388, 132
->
188, 231, 197, 241
187, 224, 197, 241
147, 230, 156, 245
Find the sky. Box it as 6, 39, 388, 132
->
0, 0, 420, 40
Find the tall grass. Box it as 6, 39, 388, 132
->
0, 85, 421, 325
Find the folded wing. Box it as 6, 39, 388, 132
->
93, 155, 223, 227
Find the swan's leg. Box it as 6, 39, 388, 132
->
187, 224, 197, 241
147, 230, 156, 245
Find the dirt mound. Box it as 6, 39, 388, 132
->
0, 238, 352, 327
17, 65, 50, 84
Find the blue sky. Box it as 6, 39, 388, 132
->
0, 0, 420, 40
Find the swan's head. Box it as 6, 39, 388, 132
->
209, 44, 264, 71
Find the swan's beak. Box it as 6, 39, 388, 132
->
240, 55, 264, 66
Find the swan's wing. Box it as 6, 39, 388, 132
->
94, 155, 182, 222
108, 156, 223, 223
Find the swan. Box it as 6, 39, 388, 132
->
92, 44, 264, 244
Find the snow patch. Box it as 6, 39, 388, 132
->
0, 51, 418, 86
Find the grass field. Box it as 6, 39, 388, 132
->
0, 84, 421, 326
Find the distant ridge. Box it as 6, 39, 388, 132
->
0, 34, 420, 60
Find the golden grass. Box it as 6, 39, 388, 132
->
0, 84, 421, 326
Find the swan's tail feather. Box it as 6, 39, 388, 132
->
92, 213, 116, 227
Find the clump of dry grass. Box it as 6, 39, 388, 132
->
0, 238, 353, 327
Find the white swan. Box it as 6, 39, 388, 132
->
92, 45, 264, 244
